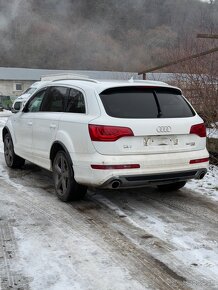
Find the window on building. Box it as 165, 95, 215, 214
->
15, 83, 23, 91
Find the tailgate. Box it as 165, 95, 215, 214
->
89, 118, 206, 155
90, 85, 206, 155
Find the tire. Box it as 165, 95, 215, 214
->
52, 150, 87, 201
157, 181, 186, 192
4, 133, 25, 168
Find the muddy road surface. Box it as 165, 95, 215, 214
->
0, 130, 218, 289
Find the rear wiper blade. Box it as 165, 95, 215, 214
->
153, 91, 162, 118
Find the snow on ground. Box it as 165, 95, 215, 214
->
207, 122, 218, 139
207, 128, 218, 139
186, 165, 218, 201
0, 155, 218, 289
90, 188, 218, 289
0, 166, 148, 290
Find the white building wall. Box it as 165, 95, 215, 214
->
0, 80, 35, 97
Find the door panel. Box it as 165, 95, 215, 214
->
11, 112, 33, 159
31, 112, 62, 161
13, 88, 48, 161
31, 86, 68, 169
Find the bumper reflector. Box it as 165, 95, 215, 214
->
91, 164, 140, 170
189, 158, 209, 164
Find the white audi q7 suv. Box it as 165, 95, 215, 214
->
2, 78, 209, 201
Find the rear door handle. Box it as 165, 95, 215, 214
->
27, 121, 33, 126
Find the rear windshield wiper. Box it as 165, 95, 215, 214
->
153, 91, 162, 118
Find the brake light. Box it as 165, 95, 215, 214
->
190, 123, 206, 137
91, 164, 140, 169
189, 158, 209, 164
89, 124, 134, 142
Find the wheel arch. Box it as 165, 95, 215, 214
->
2, 126, 11, 141
50, 141, 73, 166
2, 121, 17, 149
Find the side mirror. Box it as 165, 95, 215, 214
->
12, 101, 23, 113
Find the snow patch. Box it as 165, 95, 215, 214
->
207, 125, 218, 139
186, 165, 218, 201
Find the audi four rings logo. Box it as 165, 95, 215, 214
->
156, 126, 172, 133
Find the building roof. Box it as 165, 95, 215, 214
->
0, 67, 143, 81
0, 67, 176, 82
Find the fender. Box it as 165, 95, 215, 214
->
55, 130, 76, 154
50, 140, 73, 164
2, 123, 15, 146
2, 115, 21, 155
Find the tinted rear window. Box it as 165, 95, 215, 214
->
100, 87, 195, 118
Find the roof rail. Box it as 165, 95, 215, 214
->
41, 73, 98, 83
52, 78, 99, 83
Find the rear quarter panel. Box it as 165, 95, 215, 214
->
56, 87, 101, 159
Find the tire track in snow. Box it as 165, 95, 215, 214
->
132, 187, 218, 224
0, 218, 30, 290
0, 155, 217, 289
0, 175, 188, 290
0, 179, 148, 290
87, 192, 217, 289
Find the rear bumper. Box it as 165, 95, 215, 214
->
72, 148, 209, 188
101, 168, 207, 189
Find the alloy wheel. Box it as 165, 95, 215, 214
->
4, 135, 14, 167
53, 153, 70, 196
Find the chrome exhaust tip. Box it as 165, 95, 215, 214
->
111, 180, 121, 189
197, 170, 207, 180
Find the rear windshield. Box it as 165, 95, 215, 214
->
99, 87, 195, 118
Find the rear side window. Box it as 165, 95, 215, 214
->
41, 86, 68, 112
100, 87, 195, 118
65, 89, 86, 113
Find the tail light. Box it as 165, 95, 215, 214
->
190, 123, 206, 137
89, 124, 134, 142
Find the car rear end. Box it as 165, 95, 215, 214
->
76, 83, 209, 188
